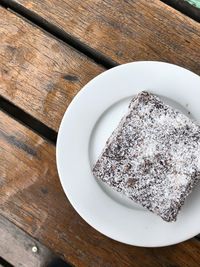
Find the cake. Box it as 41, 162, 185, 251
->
92, 91, 200, 222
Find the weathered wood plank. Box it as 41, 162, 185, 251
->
1, 111, 200, 267
0, 215, 70, 267
0, 7, 104, 132
162, 0, 200, 22
0, 214, 53, 267
8, 0, 200, 75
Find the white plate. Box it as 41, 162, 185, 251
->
56, 61, 200, 247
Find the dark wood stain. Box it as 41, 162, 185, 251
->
2, 68, 9, 74
40, 187, 48, 194
46, 83, 55, 92
63, 74, 79, 82
0, 131, 37, 157
6, 45, 18, 53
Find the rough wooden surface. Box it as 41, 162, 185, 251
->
1, 110, 200, 267
0, 7, 104, 131
162, 0, 200, 22
0, 214, 54, 267
12, 0, 200, 75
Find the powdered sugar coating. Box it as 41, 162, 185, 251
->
93, 92, 200, 222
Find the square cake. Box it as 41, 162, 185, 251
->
93, 91, 200, 222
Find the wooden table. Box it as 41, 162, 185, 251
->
1, 1, 200, 266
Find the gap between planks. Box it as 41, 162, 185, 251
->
161, 0, 200, 22
0, 214, 71, 267
0, 257, 14, 267
0, 0, 118, 69
0, 96, 57, 144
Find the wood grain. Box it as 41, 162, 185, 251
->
12, 0, 200, 75
0, 214, 54, 267
0, 7, 104, 131
162, 0, 200, 22
1, 110, 200, 267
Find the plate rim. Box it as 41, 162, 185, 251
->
56, 61, 200, 247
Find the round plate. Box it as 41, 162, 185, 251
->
56, 61, 200, 247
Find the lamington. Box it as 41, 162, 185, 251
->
92, 91, 200, 222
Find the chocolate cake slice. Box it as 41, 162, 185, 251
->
93, 91, 200, 222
